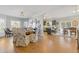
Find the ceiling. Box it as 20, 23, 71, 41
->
0, 5, 78, 18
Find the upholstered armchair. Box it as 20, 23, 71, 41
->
4, 28, 13, 37
26, 27, 37, 42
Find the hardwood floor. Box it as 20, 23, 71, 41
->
0, 32, 78, 53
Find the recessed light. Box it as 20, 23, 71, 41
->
77, 9, 79, 12
72, 11, 76, 13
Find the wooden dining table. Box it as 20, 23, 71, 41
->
63, 27, 77, 35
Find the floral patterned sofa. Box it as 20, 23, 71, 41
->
12, 28, 30, 47
12, 28, 37, 47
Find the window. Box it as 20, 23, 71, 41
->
28, 19, 33, 27
11, 21, 21, 28
24, 20, 36, 28
0, 18, 5, 36
0, 19, 5, 32
24, 22, 28, 28
66, 22, 71, 28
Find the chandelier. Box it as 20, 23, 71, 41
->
20, 11, 24, 16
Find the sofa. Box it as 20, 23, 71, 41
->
12, 28, 37, 47
12, 28, 30, 47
